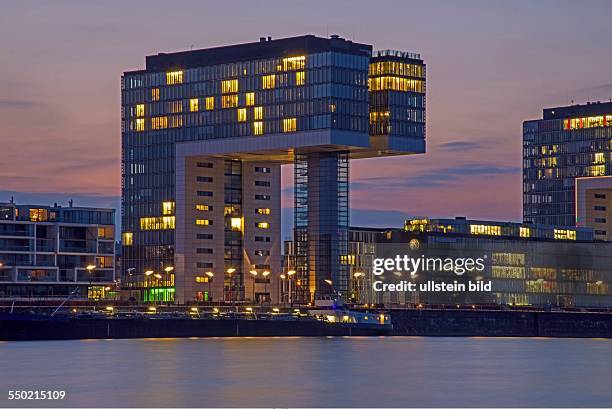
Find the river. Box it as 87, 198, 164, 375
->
1, 337, 611, 407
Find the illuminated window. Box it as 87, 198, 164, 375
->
135, 118, 145, 132
151, 88, 160, 101
189, 98, 199, 112
222, 79, 238, 93
205, 96, 215, 110
166, 71, 183, 85
470, 224, 501, 236
196, 219, 212, 226
368, 76, 425, 93
29, 208, 48, 222
256, 208, 271, 215
554, 229, 576, 240
594, 152, 606, 164
256, 222, 270, 229
296, 71, 305, 86
170, 115, 183, 128
281, 56, 305, 71
589, 165, 606, 176
237, 108, 247, 122
222, 95, 238, 109
262, 74, 276, 89
151, 116, 168, 130
136, 104, 145, 117
283, 118, 297, 133
245, 92, 255, 106
369, 61, 425, 78
196, 205, 212, 211
563, 115, 612, 130
162, 201, 175, 215
122, 232, 133, 246
253, 121, 264, 135
140, 216, 175, 230
230, 217, 243, 231
195, 276, 211, 283
169, 100, 182, 113
519, 227, 531, 238
254, 106, 263, 120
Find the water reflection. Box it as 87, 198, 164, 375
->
1, 337, 611, 407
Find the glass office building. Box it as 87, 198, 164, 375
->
523, 102, 612, 226
285, 219, 612, 308
121, 35, 425, 304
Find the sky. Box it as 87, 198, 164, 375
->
1, 0, 611, 239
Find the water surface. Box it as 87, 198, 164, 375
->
1, 337, 611, 407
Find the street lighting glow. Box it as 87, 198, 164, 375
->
86, 265, 95, 271
145, 270, 154, 276
154, 273, 162, 279
280, 274, 286, 279
226, 268, 236, 274
249, 270, 258, 276
262, 271, 270, 277
205, 271, 214, 278
287, 270, 296, 276
324, 279, 332, 285
164, 266, 175, 272
353, 272, 364, 278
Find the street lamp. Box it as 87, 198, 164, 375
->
164, 266, 174, 272
286, 270, 296, 306
226, 268, 236, 303
353, 272, 364, 303
86, 265, 96, 300
249, 270, 258, 302
205, 271, 214, 302
262, 271, 270, 302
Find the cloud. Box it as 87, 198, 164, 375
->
0, 98, 39, 110
352, 163, 520, 191
437, 140, 488, 151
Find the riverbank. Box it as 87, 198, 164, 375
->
390, 308, 612, 338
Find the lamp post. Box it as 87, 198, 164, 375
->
353, 272, 364, 304
249, 270, 258, 302
279, 274, 286, 304
226, 267, 235, 303
262, 271, 270, 302
287, 270, 296, 307
86, 264, 95, 301
205, 271, 214, 302
144, 269, 154, 303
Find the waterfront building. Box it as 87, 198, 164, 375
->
523, 101, 612, 226
121, 35, 426, 304
0, 201, 116, 299
284, 218, 612, 307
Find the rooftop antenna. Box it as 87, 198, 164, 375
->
69, 199, 73, 207
10, 196, 14, 203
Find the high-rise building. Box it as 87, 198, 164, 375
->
121, 35, 425, 304
523, 102, 612, 226
0, 202, 116, 299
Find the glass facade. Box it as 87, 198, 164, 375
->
523, 102, 612, 226
369, 50, 426, 140
122, 36, 373, 301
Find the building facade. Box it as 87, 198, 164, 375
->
523, 102, 612, 226
284, 218, 612, 307
0, 202, 116, 299
121, 35, 426, 304
576, 176, 612, 242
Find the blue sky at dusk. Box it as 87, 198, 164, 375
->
1, 0, 611, 239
